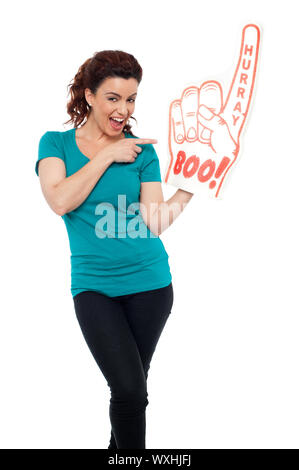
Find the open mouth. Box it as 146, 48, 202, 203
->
109, 117, 125, 130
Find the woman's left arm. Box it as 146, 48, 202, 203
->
139, 182, 194, 237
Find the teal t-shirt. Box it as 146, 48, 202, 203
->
35, 128, 172, 298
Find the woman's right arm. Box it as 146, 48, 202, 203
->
38, 153, 113, 216
38, 138, 157, 216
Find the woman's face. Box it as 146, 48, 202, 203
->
86, 76, 138, 136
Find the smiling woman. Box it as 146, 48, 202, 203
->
72, 75, 140, 157
106, 90, 137, 130
64, 50, 141, 136
35, 49, 192, 451
81, 76, 138, 134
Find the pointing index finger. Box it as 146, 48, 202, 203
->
133, 138, 158, 144
223, 24, 260, 143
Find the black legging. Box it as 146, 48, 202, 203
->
73, 282, 174, 449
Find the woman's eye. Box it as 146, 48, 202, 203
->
108, 98, 135, 103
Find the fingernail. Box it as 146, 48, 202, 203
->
177, 134, 184, 142
198, 105, 213, 120
187, 127, 196, 139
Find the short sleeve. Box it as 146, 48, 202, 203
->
140, 144, 162, 182
35, 131, 65, 176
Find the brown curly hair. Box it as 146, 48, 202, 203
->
64, 50, 143, 136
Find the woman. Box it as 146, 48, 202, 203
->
35, 50, 193, 449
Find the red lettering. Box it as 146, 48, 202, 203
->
215, 157, 231, 178
233, 102, 241, 113
244, 44, 253, 56
242, 59, 251, 70
183, 155, 199, 178
237, 87, 245, 99
172, 154, 217, 185
174, 150, 186, 174
240, 73, 248, 85
232, 115, 240, 126
197, 159, 216, 182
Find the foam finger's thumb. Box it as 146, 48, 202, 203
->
197, 105, 224, 132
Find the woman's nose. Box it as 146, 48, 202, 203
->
117, 103, 128, 116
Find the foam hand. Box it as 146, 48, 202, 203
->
164, 24, 260, 198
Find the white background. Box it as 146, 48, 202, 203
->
1, 0, 298, 449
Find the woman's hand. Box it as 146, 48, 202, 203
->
98, 138, 158, 164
